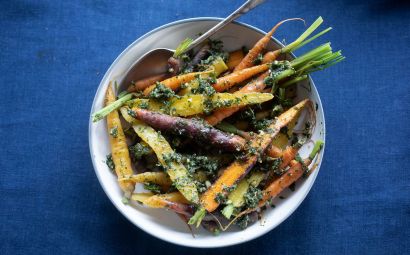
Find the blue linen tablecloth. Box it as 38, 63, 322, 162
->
1, 0, 409, 254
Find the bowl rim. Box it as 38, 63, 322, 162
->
89, 17, 326, 248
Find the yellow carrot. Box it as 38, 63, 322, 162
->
169, 92, 273, 117
131, 192, 189, 208
105, 85, 134, 196
120, 107, 200, 204
120, 172, 172, 187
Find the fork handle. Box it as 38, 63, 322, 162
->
184, 0, 266, 53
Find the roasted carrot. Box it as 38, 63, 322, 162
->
198, 99, 312, 214
226, 49, 245, 70
234, 18, 302, 72
279, 146, 300, 169
206, 71, 269, 125
105, 85, 134, 196
120, 107, 200, 204
143, 71, 208, 96
132, 192, 190, 208
266, 145, 283, 158
259, 140, 324, 206
213, 63, 270, 92
130, 109, 246, 152
132, 192, 194, 215
127, 73, 169, 92
120, 172, 172, 188
215, 120, 296, 160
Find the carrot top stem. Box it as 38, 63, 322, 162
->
281, 17, 323, 53
281, 75, 308, 88
188, 207, 206, 227
309, 140, 324, 160
292, 27, 332, 52
92, 93, 133, 122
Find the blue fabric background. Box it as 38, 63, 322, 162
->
1, 0, 409, 254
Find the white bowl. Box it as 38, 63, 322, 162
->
89, 17, 326, 248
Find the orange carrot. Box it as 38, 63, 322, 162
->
200, 99, 311, 212
127, 73, 168, 92
279, 146, 299, 169
259, 159, 303, 206
213, 64, 270, 92
262, 50, 282, 64
226, 49, 245, 70
234, 18, 302, 72
259, 140, 324, 206
205, 71, 269, 125
266, 145, 283, 158
143, 71, 204, 96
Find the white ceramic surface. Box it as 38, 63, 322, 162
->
89, 18, 326, 248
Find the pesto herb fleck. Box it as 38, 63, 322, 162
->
106, 154, 115, 173
236, 214, 250, 229
129, 143, 152, 162
109, 126, 118, 138
148, 83, 177, 100
215, 192, 227, 204
244, 186, 262, 208
253, 53, 263, 65
144, 182, 162, 194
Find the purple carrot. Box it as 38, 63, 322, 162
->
132, 109, 246, 152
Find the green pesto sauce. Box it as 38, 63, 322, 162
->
106, 154, 115, 173
244, 186, 263, 208
129, 143, 152, 162
109, 126, 118, 138
143, 182, 162, 194
148, 83, 178, 100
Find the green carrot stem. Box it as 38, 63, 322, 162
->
281, 75, 308, 88
92, 93, 133, 122
221, 204, 235, 219
281, 17, 323, 53
292, 27, 332, 52
291, 43, 332, 68
188, 207, 206, 227
309, 140, 324, 160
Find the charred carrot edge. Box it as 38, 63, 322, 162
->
226, 49, 245, 70
234, 18, 303, 72
199, 99, 312, 213
105, 84, 134, 196
127, 73, 169, 92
